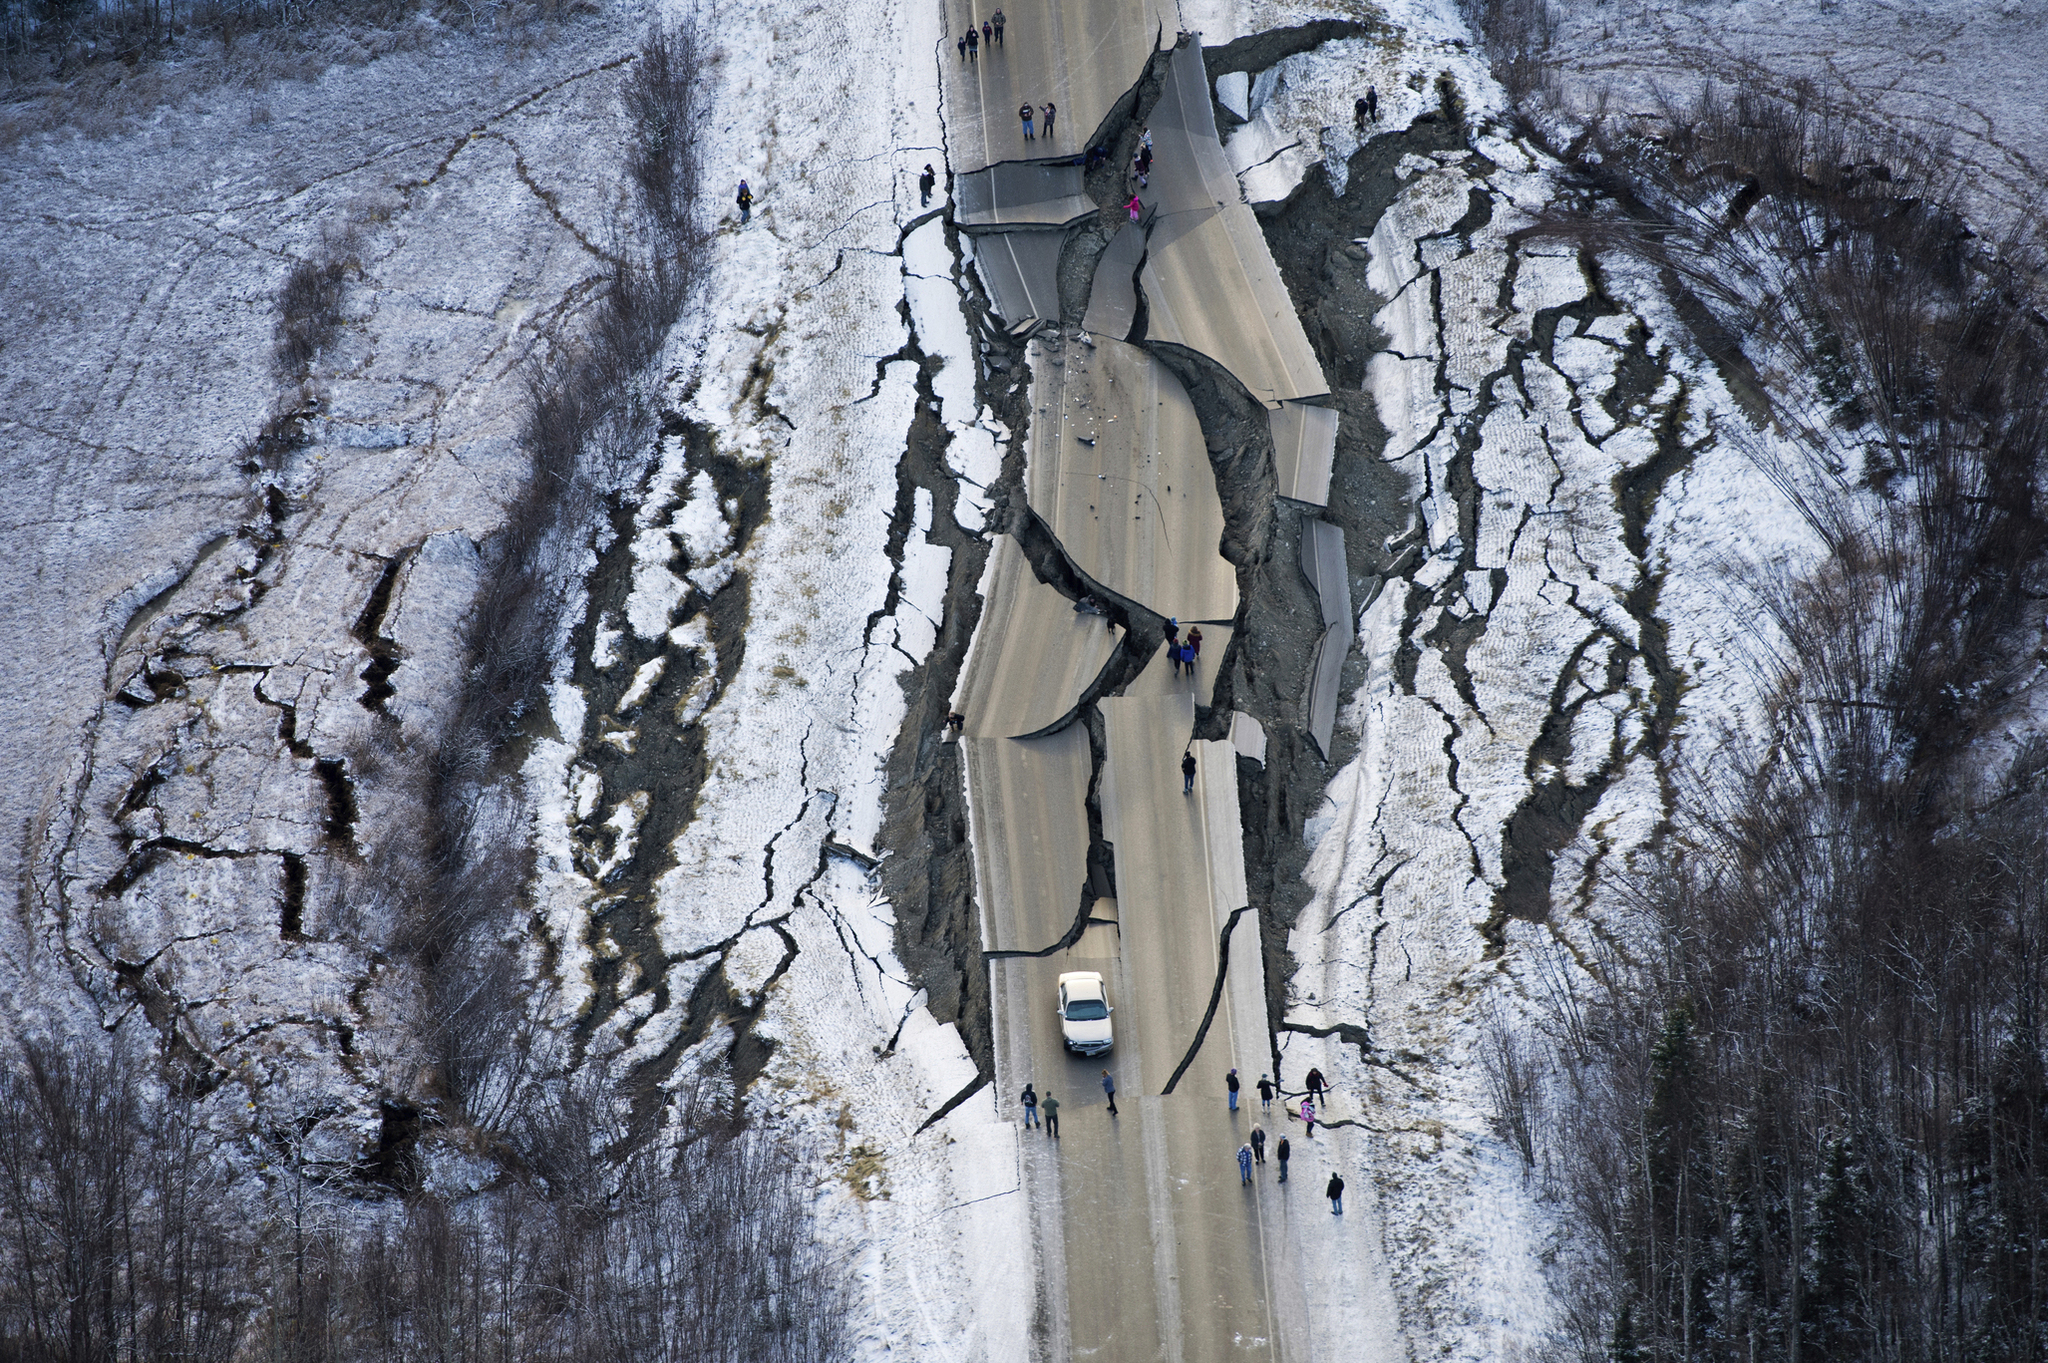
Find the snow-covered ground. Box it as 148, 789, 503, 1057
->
5, 0, 2038, 1353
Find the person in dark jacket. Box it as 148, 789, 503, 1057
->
1327, 1172, 1345, 1214
1042, 1092, 1060, 1137
965, 26, 978, 59
1257, 1073, 1275, 1110
1276, 1135, 1291, 1181
1250, 1125, 1267, 1164
1182, 749, 1197, 794
1020, 103, 1034, 140
1021, 1082, 1039, 1128
736, 180, 753, 223
1040, 101, 1055, 139
1305, 1067, 1326, 1102
1226, 1067, 1241, 1112
992, 8, 1005, 42
1100, 1069, 1119, 1115
920, 164, 936, 206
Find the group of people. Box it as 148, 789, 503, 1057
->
1019, 1065, 1345, 1210
1165, 618, 1203, 679
956, 9, 1005, 59
1018, 100, 1056, 141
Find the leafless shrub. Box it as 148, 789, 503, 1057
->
1480, 1009, 1542, 1170
275, 227, 358, 379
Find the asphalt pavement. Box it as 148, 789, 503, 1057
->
947, 12, 1356, 1361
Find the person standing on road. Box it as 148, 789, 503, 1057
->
1257, 1073, 1274, 1110
992, 8, 1005, 42
1227, 1068, 1241, 1112
965, 26, 977, 60
1250, 1125, 1267, 1164
920, 164, 936, 207
1366, 85, 1379, 122
1021, 1082, 1039, 1129
1041, 101, 1055, 139
1327, 1172, 1345, 1214
1276, 1135, 1291, 1182
736, 180, 753, 224
1238, 1143, 1254, 1184
1101, 1069, 1119, 1116
1042, 1092, 1060, 1137
1182, 749, 1197, 795
1020, 103, 1034, 140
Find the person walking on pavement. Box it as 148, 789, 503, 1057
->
1101, 1069, 1119, 1116
1181, 641, 1197, 679
1306, 1066, 1327, 1102
1257, 1073, 1274, 1110
965, 25, 977, 59
1182, 749, 1197, 795
1301, 1096, 1316, 1138
1227, 1068, 1241, 1112
1238, 1143, 1255, 1185
1040, 101, 1055, 139
736, 180, 753, 224
1042, 1092, 1060, 1137
1127, 194, 1142, 224
1020, 103, 1034, 140
919, 164, 936, 207
1276, 1135, 1291, 1181
1250, 1125, 1267, 1164
1327, 1172, 1345, 1214
957, 32, 966, 59
992, 8, 1005, 42
1188, 625, 1203, 660
1021, 1082, 1039, 1129
981, 18, 992, 49
1165, 617, 1180, 647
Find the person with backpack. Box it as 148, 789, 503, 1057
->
736, 180, 753, 223
1276, 1135, 1291, 1182
1021, 1082, 1039, 1128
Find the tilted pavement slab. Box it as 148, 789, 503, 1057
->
1081, 220, 1146, 340
975, 227, 1070, 325
955, 162, 1098, 230
956, 533, 1118, 736
1271, 399, 1339, 506
1025, 334, 1237, 623
1138, 41, 1328, 406
940, 0, 1178, 173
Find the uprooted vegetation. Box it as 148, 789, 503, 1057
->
1501, 84, 2048, 1359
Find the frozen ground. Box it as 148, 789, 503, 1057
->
5, 0, 2039, 1355
1546, 0, 2048, 232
